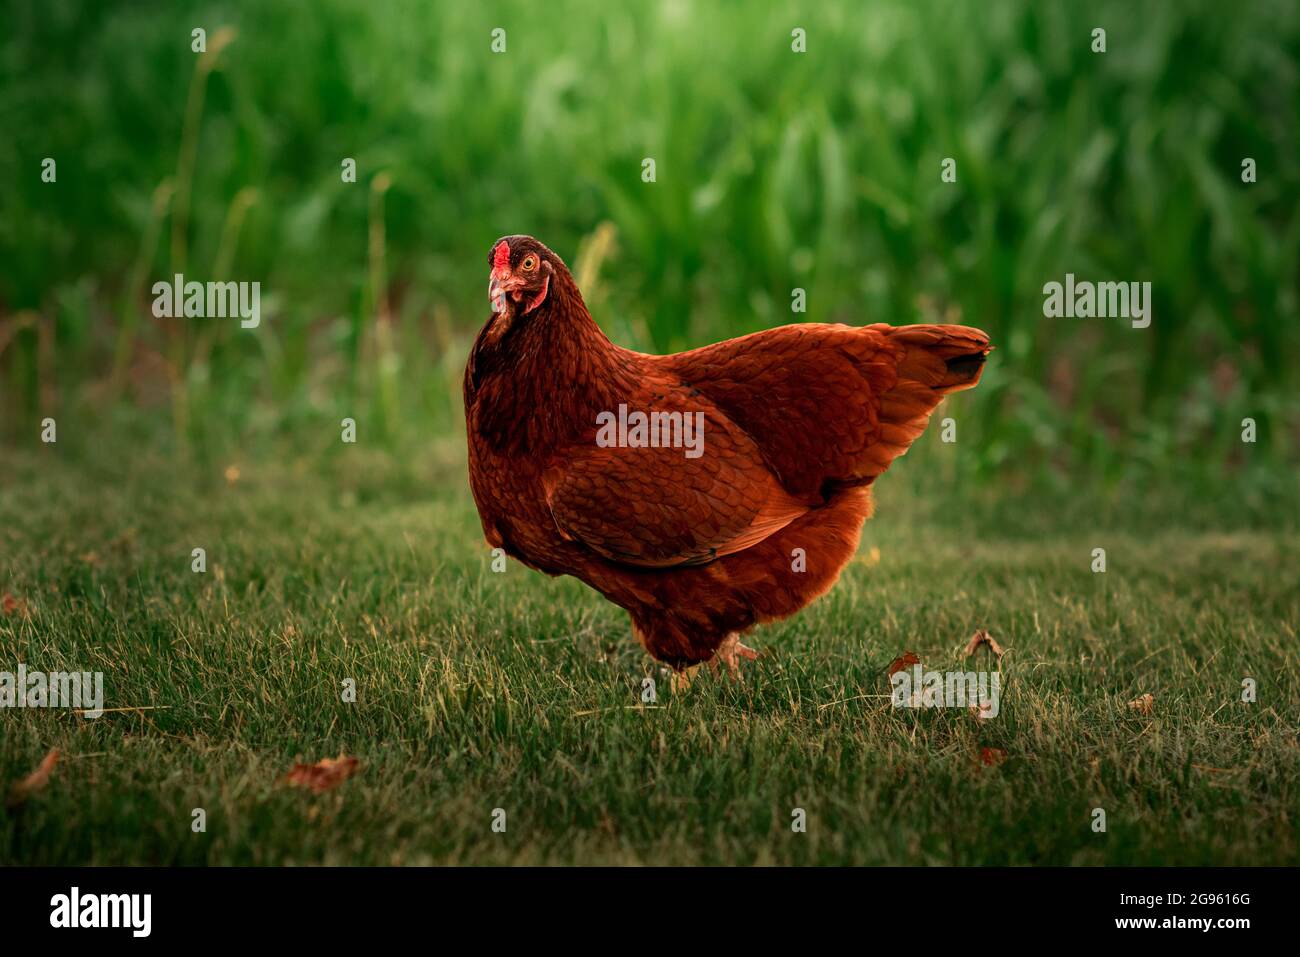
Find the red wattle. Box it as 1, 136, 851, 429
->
523, 275, 550, 314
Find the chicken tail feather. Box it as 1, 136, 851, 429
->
856, 322, 993, 478
874, 322, 992, 393
942, 350, 990, 389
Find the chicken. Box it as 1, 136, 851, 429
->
464, 235, 991, 676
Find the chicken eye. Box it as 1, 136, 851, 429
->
522, 255, 537, 271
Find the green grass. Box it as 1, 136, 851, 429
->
2, 440, 1296, 865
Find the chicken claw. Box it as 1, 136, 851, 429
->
707, 633, 760, 679
669, 664, 701, 695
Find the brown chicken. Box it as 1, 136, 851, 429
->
464, 235, 991, 676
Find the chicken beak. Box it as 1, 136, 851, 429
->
490, 265, 527, 314
488, 265, 518, 314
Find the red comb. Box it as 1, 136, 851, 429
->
492, 240, 510, 270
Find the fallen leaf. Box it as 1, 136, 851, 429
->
6, 749, 59, 808
1127, 693, 1154, 715
963, 628, 1005, 658
887, 651, 921, 677
284, 755, 360, 793
978, 746, 1008, 767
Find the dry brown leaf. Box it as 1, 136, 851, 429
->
284, 755, 360, 793
887, 651, 921, 677
1127, 693, 1154, 715
963, 628, 1004, 658
6, 749, 59, 808
978, 746, 1008, 767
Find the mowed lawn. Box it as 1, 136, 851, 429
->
0, 439, 1296, 866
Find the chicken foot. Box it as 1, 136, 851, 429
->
708, 633, 759, 678
666, 634, 759, 693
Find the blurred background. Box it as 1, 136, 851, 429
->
1, 0, 1297, 519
